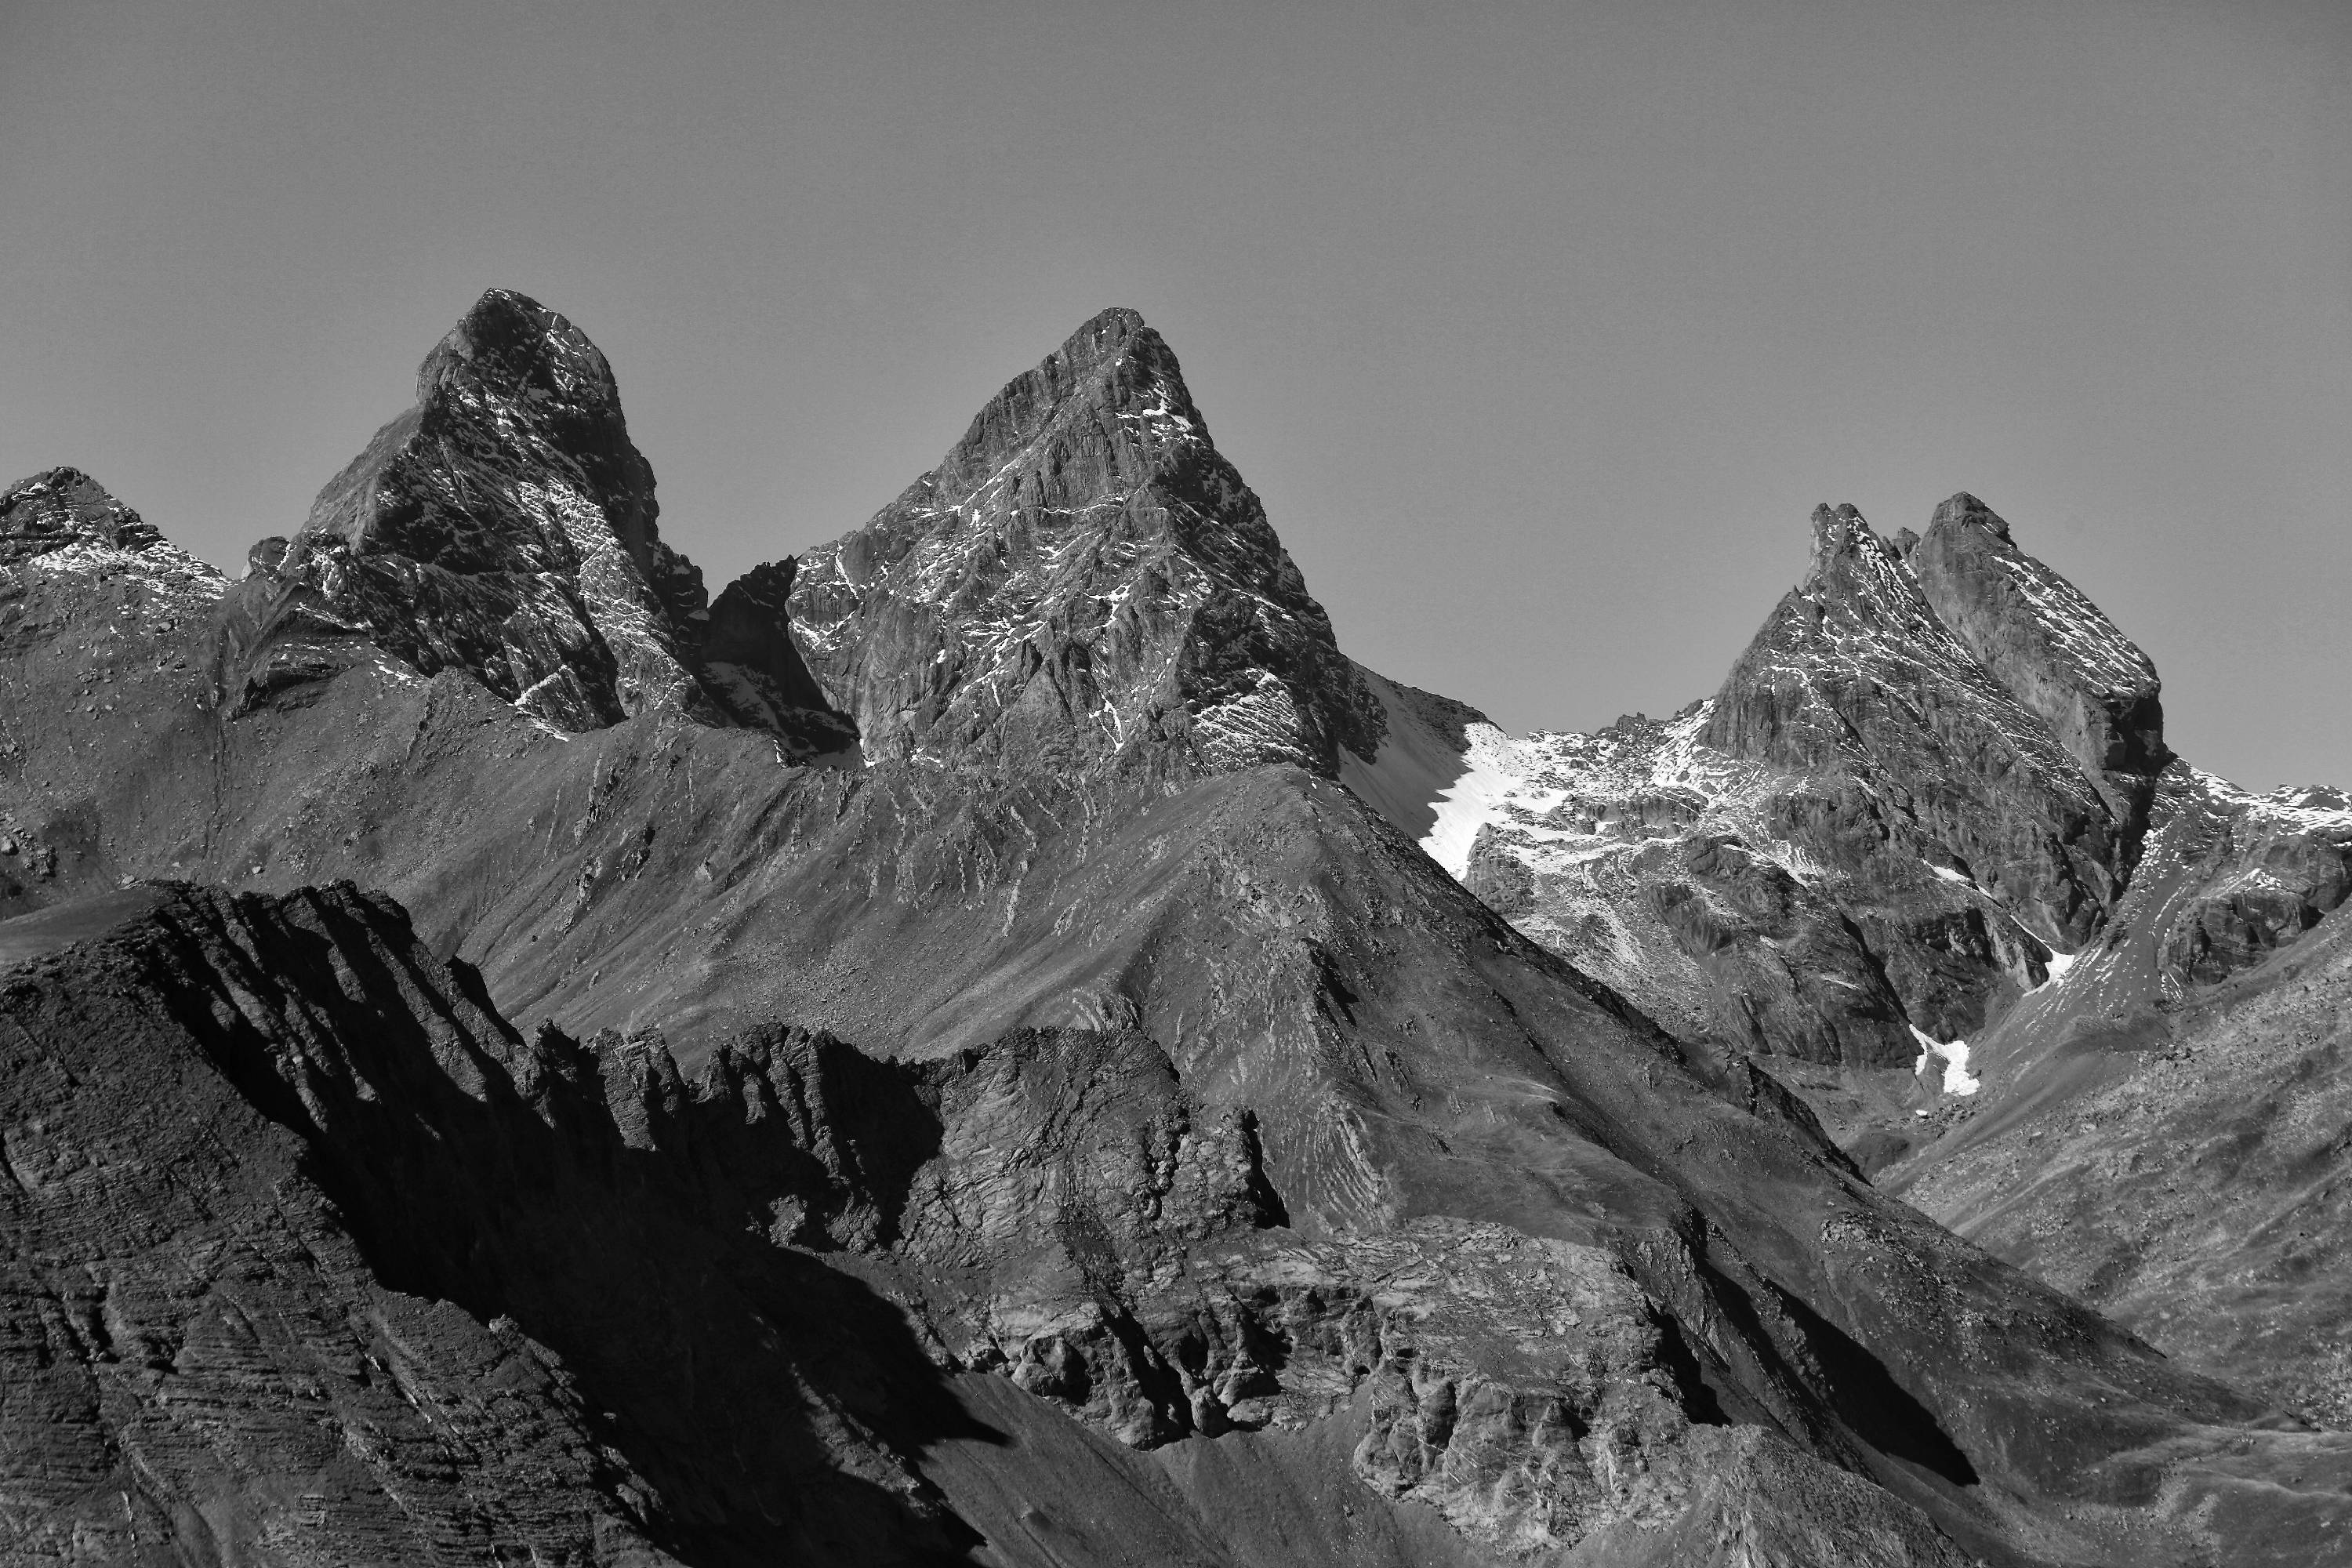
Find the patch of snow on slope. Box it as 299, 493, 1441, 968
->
1422, 722, 1541, 880
1910, 1024, 1982, 1096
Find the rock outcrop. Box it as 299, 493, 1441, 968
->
698, 557, 854, 746
2149, 775, 2352, 988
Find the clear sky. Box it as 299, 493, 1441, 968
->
5, 1, 2345, 788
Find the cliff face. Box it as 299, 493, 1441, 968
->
2, 301, 2350, 1566
0, 884, 691, 1564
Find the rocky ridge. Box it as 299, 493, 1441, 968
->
1, 883, 1998, 1566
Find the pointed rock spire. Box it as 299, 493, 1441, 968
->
248, 288, 704, 731
1908, 492, 2168, 834
219, 290, 851, 754
786, 308, 1382, 775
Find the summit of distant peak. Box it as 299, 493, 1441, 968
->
417, 288, 621, 407
1930, 491, 2012, 543
1, 467, 166, 562
1798, 502, 1906, 597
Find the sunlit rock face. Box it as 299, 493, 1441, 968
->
787, 307, 1384, 777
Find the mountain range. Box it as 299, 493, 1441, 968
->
1, 290, 2346, 1566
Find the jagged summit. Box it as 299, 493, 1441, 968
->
0, 468, 227, 642
214, 289, 852, 754
1386, 495, 2154, 1101
1907, 489, 2167, 829
786, 307, 1382, 775
1705, 498, 2119, 946
1, 467, 166, 563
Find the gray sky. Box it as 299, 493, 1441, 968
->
5, 0, 2346, 788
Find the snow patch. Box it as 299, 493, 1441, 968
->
1910, 1024, 1981, 1096
1421, 723, 1539, 880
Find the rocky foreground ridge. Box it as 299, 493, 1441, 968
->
2, 293, 2350, 1566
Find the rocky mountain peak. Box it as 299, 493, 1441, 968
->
1, 468, 166, 564
1929, 490, 2009, 543
1907, 491, 2166, 830
1706, 499, 2119, 946
932, 307, 1206, 498
215, 290, 851, 755
786, 308, 1381, 776
216, 289, 702, 731
416, 288, 625, 410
